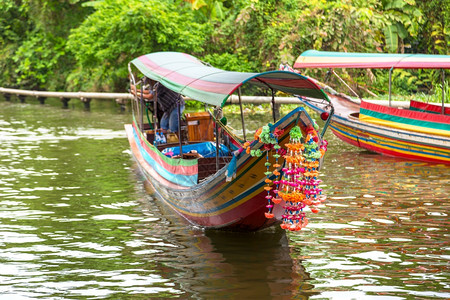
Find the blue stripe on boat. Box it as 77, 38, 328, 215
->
331, 123, 449, 159
133, 128, 198, 187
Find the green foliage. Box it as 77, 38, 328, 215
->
384, 25, 399, 53
24, 0, 90, 37
381, 0, 423, 52
357, 68, 450, 102
231, 0, 297, 68
297, 0, 385, 52
431, 81, 449, 104
427, 80, 449, 104
13, 32, 67, 89
0, 0, 89, 89
185, 100, 206, 110
393, 80, 449, 104
0, 0, 447, 94
0, 1, 29, 44
224, 0, 389, 70
415, 0, 449, 54
66, 0, 209, 91
201, 52, 256, 72
183, 0, 229, 22
0, 1, 31, 87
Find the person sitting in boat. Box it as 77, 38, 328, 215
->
131, 81, 185, 132
150, 82, 185, 133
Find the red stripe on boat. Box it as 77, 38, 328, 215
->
410, 100, 450, 115
132, 122, 198, 176
361, 101, 450, 124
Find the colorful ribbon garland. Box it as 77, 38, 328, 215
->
244, 121, 328, 231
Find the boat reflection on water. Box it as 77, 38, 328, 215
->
136, 179, 319, 299
193, 229, 318, 299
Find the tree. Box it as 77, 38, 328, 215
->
0, 0, 90, 90
66, 0, 209, 91
0, 0, 32, 88
381, 0, 423, 53
0, 0, 446, 94
415, 0, 449, 54
222, 0, 387, 69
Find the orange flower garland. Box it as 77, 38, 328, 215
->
244, 121, 328, 232
274, 124, 328, 231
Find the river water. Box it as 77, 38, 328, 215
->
0, 98, 448, 299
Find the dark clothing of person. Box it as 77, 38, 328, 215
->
154, 82, 184, 113
153, 82, 185, 132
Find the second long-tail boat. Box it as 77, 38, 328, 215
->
294, 50, 450, 164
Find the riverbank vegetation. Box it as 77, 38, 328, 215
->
1, 0, 448, 101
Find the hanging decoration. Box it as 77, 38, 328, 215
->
243, 120, 328, 232
243, 124, 284, 219
278, 124, 327, 231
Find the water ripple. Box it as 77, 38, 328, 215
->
1, 103, 449, 299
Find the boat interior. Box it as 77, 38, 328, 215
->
127, 60, 334, 182
142, 113, 235, 181
129, 76, 248, 181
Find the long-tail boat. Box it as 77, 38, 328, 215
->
125, 52, 333, 231
294, 50, 450, 164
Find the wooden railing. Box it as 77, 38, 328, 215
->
0, 87, 133, 109
0, 86, 414, 108
0, 86, 304, 109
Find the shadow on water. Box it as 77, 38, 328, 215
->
134, 175, 319, 300
191, 229, 316, 299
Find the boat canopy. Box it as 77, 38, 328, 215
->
294, 50, 450, 69
130, 52, 329, 107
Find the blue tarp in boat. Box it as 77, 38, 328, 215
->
162, 142, 231, 158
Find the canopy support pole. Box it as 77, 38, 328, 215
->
442, 69, 445, 115
271, 88, 277, 122
320, 105, 334, 139
128, 63, 136, 115
215, 108, 221, 172
388, 67, 393, 107
324, 69, 332, 84
153, 81, 158, 131
332, 70, 360, 100
177, 101, 183, 158
238, 87, 247, 141
139, 78, 145, 132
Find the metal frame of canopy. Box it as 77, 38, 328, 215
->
294, 50, 450, 114
130, 52, 331, 106
128, 52, 335, 166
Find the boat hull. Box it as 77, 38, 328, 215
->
331, 116, 450, 164
300, 95, 450, 164
126, 107, 316, 231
